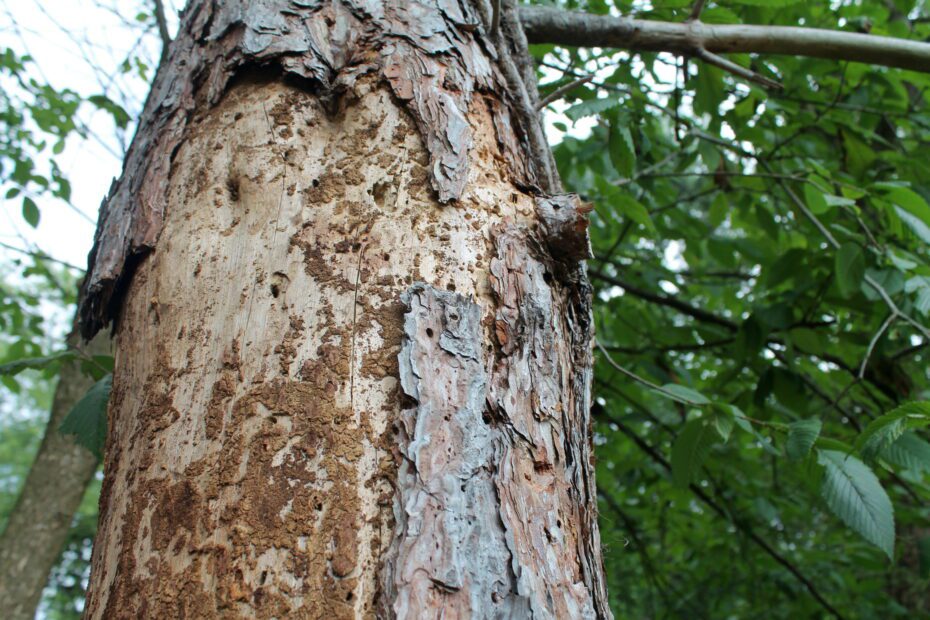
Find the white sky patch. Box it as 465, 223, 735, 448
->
1, 0, 181, 268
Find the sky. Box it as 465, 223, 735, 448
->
1, 0, 181, 269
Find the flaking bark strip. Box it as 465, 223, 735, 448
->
488, 225, 604, 619
78, 0, 538, 339
388, 276, 606, 618
387, 283, 531, 618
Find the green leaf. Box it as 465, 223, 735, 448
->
786, 418, 821, 460
88, 94, 131, 128
22, 196, 39, 227
842, 130, 877, 178
881, 186, 930, 229
835, 243, 865, 298
659, 383, 710, 406
608, 122, 635, 178
856, 402, 930, 459
881, 432, 930, 474
58, 374, 112, 459
671, 419, 718, 487
818, 449, 895, 559
0, 350, 75, 376
596, 177, 654, 231
896, 207, 930, 244
564, 97, 620, 121
711, 407, 734, 442
803, 184, 829, 215
723, 0, 801, 5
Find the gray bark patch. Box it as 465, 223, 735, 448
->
386, 279, 601, 619
388, 283, 530, 618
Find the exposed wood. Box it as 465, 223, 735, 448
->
79, 0, 544, 339
79, 1, 610, 617
0, 330, 109, 620
520, 5, 930, 74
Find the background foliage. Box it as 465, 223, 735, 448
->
1, 0, 929, 618
533, 0, 930, 617
0, 1, 163, 616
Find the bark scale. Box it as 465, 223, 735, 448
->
80, 1, 609, 617
0, 331, 109, 620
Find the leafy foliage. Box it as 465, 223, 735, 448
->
786, 417, 821, 460
818, 449, 895, 560
537, 0, 930, 616
58, 374, 111, 461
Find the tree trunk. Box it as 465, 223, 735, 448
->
79, 1, 609, 617
0, 330, 109, 620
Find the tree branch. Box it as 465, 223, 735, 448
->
520, 6, 930, 74
152, 0, 171, 63
537, 73, 595, 109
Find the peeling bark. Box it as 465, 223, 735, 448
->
80, 1, 609, 617
386, 265, 604, 618
79, 0, 546, 338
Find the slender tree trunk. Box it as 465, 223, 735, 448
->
80, 1, 609, 617
0, 330, 109, 620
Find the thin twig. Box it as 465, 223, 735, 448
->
0, 241, 85, 272
696, 48, 782, 89
613, 152, 678, 186
152, 0, 172, 63
490, 0, 501, 37
688, 0, 707, 22
618, 170, 803, 185
596, 340, 706, 406
537, 74, 595, 109
859, 313, 896, 379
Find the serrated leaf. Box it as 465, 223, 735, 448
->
564, 97, 620, 121
786, 418, 821, 460
671, 419, 718, 487
58, 374, 112, 459
712, 410, 734, 442
856, 402, 930, 460
659, 383, 710, 405
881, 432, 930, 474
818, 449, 895, 559
609, 122, 635, 178
0, 350, 76, 376
835, 243, 865, 298
596, 177, 654, 231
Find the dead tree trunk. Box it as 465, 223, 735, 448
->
79, 1, 609, 617
0, 330, 108, 620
